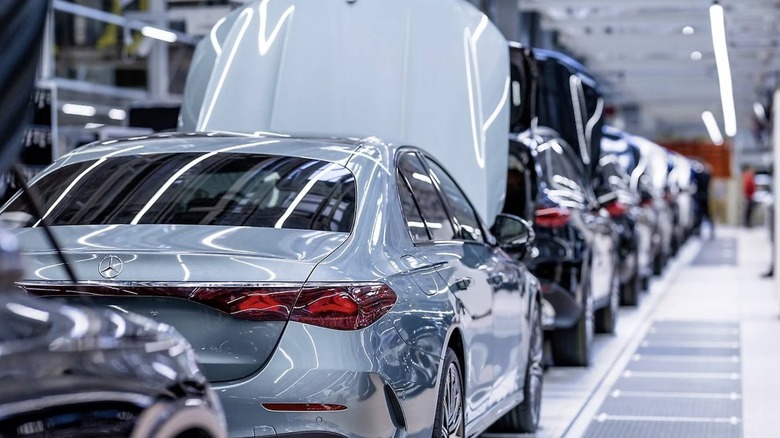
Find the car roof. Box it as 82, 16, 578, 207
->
534, 48, 599, 90
56, 132, 403, 168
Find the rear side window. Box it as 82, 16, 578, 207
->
396, 173, 430, 243
397, 153, 455, 242
537, 144, 589, 196
425, 158, 484, 243
1, 153, 356, 232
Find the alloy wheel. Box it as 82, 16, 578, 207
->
584, 293, 594, 349
527, 308, 544, 425
441, 362, 464, 438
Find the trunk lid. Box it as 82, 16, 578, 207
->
17, 224, 347, 382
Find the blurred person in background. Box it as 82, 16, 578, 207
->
763, 199, 774, 278
743, 165, 757, 228
693, 161, 714, 238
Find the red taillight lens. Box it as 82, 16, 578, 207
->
291, 284, 397, 330
604, 200, 628, 218
262, 403, 347, 412
21, 282, 397, 330
535, 206, 571, 228
198, 287, 299, 321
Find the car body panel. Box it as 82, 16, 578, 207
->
0, 289, 225, 436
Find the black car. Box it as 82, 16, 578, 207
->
599, 127, 647, 304
506, 44, 619, 367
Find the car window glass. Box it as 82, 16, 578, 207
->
425, 158, 484, 243
538, 143, 587, 195
396, 172, 430, 243
0, 153, 356, 232
397, 153, 455, 241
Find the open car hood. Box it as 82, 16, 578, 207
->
179, 0, 510, 225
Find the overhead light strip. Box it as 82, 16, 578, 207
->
709, 3, 737, 137
702, 111, 724, 145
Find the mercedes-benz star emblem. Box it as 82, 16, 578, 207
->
98, 255, 123, 279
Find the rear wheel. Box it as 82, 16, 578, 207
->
550, 287, 593, 367
620, 259, 641, 307
433, 348, 464, 438
493, 303, 544, 432
652, 252, 665, 276
595, 273, 619, 334
641, 275, 650, 292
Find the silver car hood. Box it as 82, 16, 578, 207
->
14, 225, 348, 282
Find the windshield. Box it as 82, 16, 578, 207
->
1, 152, 356, 232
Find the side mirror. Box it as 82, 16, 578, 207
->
491, 213, 535, 257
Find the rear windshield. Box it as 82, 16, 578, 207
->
1, 153, 356, 232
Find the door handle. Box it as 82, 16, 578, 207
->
452, 277, 472, 291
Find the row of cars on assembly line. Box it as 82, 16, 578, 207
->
504, 45, 706, 367
0, 0, 709, 437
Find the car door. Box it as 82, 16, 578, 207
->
425, 157, 532, 405
423, 154, 530, 413
396, 151, 495, 423
561, 146, 615, 305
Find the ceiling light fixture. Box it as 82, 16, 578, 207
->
690, 51, 703, 61
753, 102, 767, 122
141, 26, 178, 43
62, 103, 96, 117
702, 111, 724, 145
108, 108, 127, 121
710, 3, 737, 137
683, 26, 695, 35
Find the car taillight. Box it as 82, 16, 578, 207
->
291, 284, 397, 330
197, 286, 300, 320
20, 282, 397, 331
199, 284, 397, 330
535, 206, 571, 228
604, 200, 628, 218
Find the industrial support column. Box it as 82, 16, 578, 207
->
148, 0, 169, 101
773, 88, 780, 293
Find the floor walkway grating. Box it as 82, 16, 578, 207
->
582, 320, 742, 438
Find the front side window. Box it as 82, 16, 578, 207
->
425, 158, 484, 243
397, 153, 455, 242
1, 153, 356, 232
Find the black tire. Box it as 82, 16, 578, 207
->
595, 274, 619, 334
550, 290, 593, 367
620, 270, 641, 307
640, 275, 650, 292
652, 252, 665, 276
432, 348, 464, 438
493, 303, 544, 433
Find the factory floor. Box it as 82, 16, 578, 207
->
484, 226, 780, 438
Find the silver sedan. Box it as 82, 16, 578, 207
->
3, 133, 543, 438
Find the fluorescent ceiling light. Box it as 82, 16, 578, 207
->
753, 102, 767, 122
108, 108, 127, 121
702, 111, 724, 145
710, 4, 737, 137
141, 26, 178, 43
62, 103, 96, 117
683, 26, 695, 35
690, 51, 703, 61
84, 123, 104, 129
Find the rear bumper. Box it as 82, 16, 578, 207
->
212, 320, 437, 438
